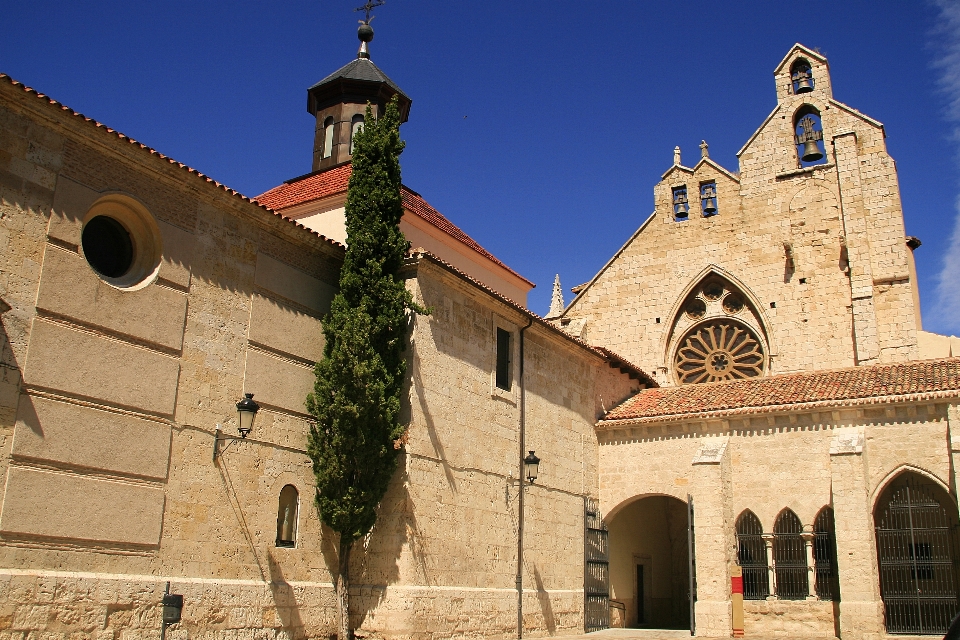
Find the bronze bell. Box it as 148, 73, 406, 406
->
801, 139, 823, 162
675, 201, 689, 217
703, 197, 717, 214
792, 66, 814, 94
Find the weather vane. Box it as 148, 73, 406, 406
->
354, 0, 384, 24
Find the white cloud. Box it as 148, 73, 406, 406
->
931, 0, 960, 334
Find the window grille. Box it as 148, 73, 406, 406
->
584, 497, 610, 632
875, 476, 960, 634
813, 507, 840, 601
774, 509, 809, 599
736, 511, 769, 600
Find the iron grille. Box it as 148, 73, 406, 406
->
814, 507, 840, 601
584, 497, 610, 632
736, 511, 770, 600
876, 479, 960, 635
774, 509, 809, 600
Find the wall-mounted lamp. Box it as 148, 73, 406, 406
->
523, 450, 540, 484
160, 582, 183, 640
236, 393, 259, 438
213, 393, 260, 461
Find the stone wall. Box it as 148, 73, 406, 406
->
562, 45, 919, 384
595, 400, 957, 638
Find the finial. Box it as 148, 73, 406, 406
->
354, 0, 384, 59
546, 275, 565, 319
673, 146, 681, 166
700, 140, 709, 159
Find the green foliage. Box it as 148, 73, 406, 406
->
306, 96, 422, 543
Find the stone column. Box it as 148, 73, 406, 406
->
829, 425, 884, 639
761, 533, 776, 600
690, 436, 733, 636
801, 528, 817, 600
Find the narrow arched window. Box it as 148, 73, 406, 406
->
276, 485, 299, 547
349, 114, 364, 155
791, 59, 815, 94
774, 509, 808, 599
794, 106, 826, 168
322, 117, 335, 159
813, 507, 840, 601
736, 510, 770, 599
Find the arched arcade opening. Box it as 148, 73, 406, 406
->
607, 495, 691, 629
874, 471, 960, 635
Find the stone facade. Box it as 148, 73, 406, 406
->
562, 45, 919, 385
0, 74, 642, 638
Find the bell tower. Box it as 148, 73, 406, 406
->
307, 6, 411, 172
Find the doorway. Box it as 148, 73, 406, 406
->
874, 473, 960, 635
607, 496, 690, 629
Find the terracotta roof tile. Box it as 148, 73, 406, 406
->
255, 165, 533, 286
0, 74, 343, 251
602, 358, 960, 424
407, 249, 656, 384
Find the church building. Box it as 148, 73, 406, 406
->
0, 20, 958, 640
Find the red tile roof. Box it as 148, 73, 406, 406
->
407, 249, 656, 383
0, 74, 343, 251
601, 358, 960, 425
255, 164, 534, 286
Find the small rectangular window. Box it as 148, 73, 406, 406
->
496, 327, 511, 391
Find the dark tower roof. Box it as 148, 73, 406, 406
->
307, 57, 411, 122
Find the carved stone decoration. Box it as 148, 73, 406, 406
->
675, 319, 765, 384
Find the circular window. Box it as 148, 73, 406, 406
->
82, 216, 134, 278
702, 281, 724, 300
675, 319, 764, 384
80, 195, 162, 290
684, 298, 706, 319
722, 294, 744, 315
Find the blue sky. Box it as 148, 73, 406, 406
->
3, 1, 958, 334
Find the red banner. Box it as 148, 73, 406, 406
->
731, 576, 744, 594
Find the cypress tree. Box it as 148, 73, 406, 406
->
306, 96, 421, 640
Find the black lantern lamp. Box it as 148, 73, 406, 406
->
236, 393, 259, 438
523, 450, 540, 484
160, 582, 183, 639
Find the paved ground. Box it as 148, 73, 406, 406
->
561, 631, 935, 640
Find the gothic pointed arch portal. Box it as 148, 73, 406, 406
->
874, 471, 960, 635
666, 272, 769, 385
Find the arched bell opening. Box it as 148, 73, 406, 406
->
874, 471, 960, 634
322, 116, 335, 159
607, 495, 691, 629
791, 58, 815, 94
794, 105, 827, 168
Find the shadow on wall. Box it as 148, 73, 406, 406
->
534, 565, 557, 634
267, 550, 307, 636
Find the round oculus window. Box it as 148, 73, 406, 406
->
684, 298, 706, 319
82, 216, 134, 278
674, 319, 764, 384
702, 281, 724, 300
722, 294, 745, 314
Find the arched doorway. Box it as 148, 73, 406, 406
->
874, 472, 960, 635
607, 495, 690, 629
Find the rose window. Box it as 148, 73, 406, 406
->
675, 319, 764, 384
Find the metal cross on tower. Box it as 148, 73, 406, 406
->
354, 0, 384, 23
